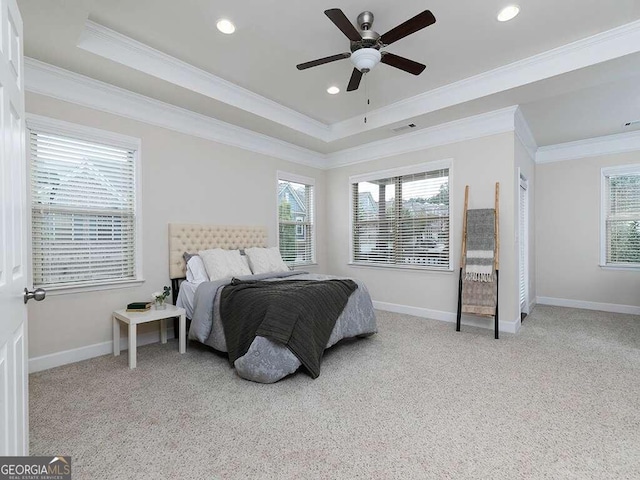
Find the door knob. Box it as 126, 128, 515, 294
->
24, 288, 46, 304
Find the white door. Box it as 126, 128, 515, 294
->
519, 175, 528, 315
0, 0, 30, 456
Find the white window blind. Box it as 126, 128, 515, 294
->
278, 174, 315, 266
603, 167, 640, 266
351, 166, 450, 269
30, 130, 138, 288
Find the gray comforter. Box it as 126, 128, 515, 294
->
188, 271, 377, 383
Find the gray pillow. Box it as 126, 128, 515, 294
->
183, 252, 198, 263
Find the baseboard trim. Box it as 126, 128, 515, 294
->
536, 296, 640, 315
30, 298, 529, 373
29, 328, 176, 373
372, 301, 521, 334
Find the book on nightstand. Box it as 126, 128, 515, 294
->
126, 302, 151, 312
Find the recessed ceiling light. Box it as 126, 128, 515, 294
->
327, 86, 340, 95
497, 5, 520, 22
216, 19, 236, 34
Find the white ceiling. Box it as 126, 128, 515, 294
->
17, 0, 640, 152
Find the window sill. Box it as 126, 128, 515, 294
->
39, 279, 145, 296
348, 262, 453, 273
599, 264, 640, 271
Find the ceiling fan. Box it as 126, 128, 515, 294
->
296, 8, 436, 92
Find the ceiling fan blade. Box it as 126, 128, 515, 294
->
380, 10, 436, 46
325, 9, 362, 42
347, 68, 363, 91
296, 52, 351, 70
380, 52, 426, 75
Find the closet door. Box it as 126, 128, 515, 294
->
519, 175, 528, 314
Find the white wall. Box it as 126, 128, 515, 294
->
26, 93, 327, 361
325, 132, 521, 330
515, 137, 536, 312
24, 90, 559, 366
536, 150, 640, 309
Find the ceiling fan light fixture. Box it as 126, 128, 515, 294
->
216, 19, 236, 34
497, 5, 520, 22
350, 48, 381, 73
327, 86, 340, 95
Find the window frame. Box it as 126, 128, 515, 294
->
600, 163, 640, 270
276, 171, 316, 266
348, 159, 453, 272
27, 114, 144, 294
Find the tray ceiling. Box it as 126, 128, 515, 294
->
17, 0, 640, 152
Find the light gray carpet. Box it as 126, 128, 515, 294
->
30, 306, 640, 479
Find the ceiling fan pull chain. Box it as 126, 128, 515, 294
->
364, 73, 369, 124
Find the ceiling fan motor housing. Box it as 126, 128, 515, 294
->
353, 11, 381, 51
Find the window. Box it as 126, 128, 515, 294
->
295, 217, 304, 238
29, 116, 141, 290
278, 172, 315, 266
351, 161, 451, 269
601, 165, 640, 268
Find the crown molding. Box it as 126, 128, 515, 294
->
77, 20, 640, 144
25, 59, 522, 171
514, 107, 538, 160
325, 106, 518, 169
24, 58, 326, 169
26, 55, 640, 170
536, 130, 640, 164
78, 20, 332, 141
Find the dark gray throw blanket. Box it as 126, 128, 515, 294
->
465, 208, 496, 282
220, 278, 358, 379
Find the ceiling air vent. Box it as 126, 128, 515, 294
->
391, 123, 417, 133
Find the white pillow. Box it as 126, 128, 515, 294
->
244, 247, 289, 275
198, 248, 252, 281
186, 256, 209, 284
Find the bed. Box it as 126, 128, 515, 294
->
169, 224, 377, 383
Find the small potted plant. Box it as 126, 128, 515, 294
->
152, 286, 171, 310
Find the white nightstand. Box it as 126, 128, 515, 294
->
112, 304, 186, 369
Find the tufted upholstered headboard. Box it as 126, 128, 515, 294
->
168, 224, 268, 280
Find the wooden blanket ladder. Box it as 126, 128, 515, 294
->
456, 183, 500, 339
